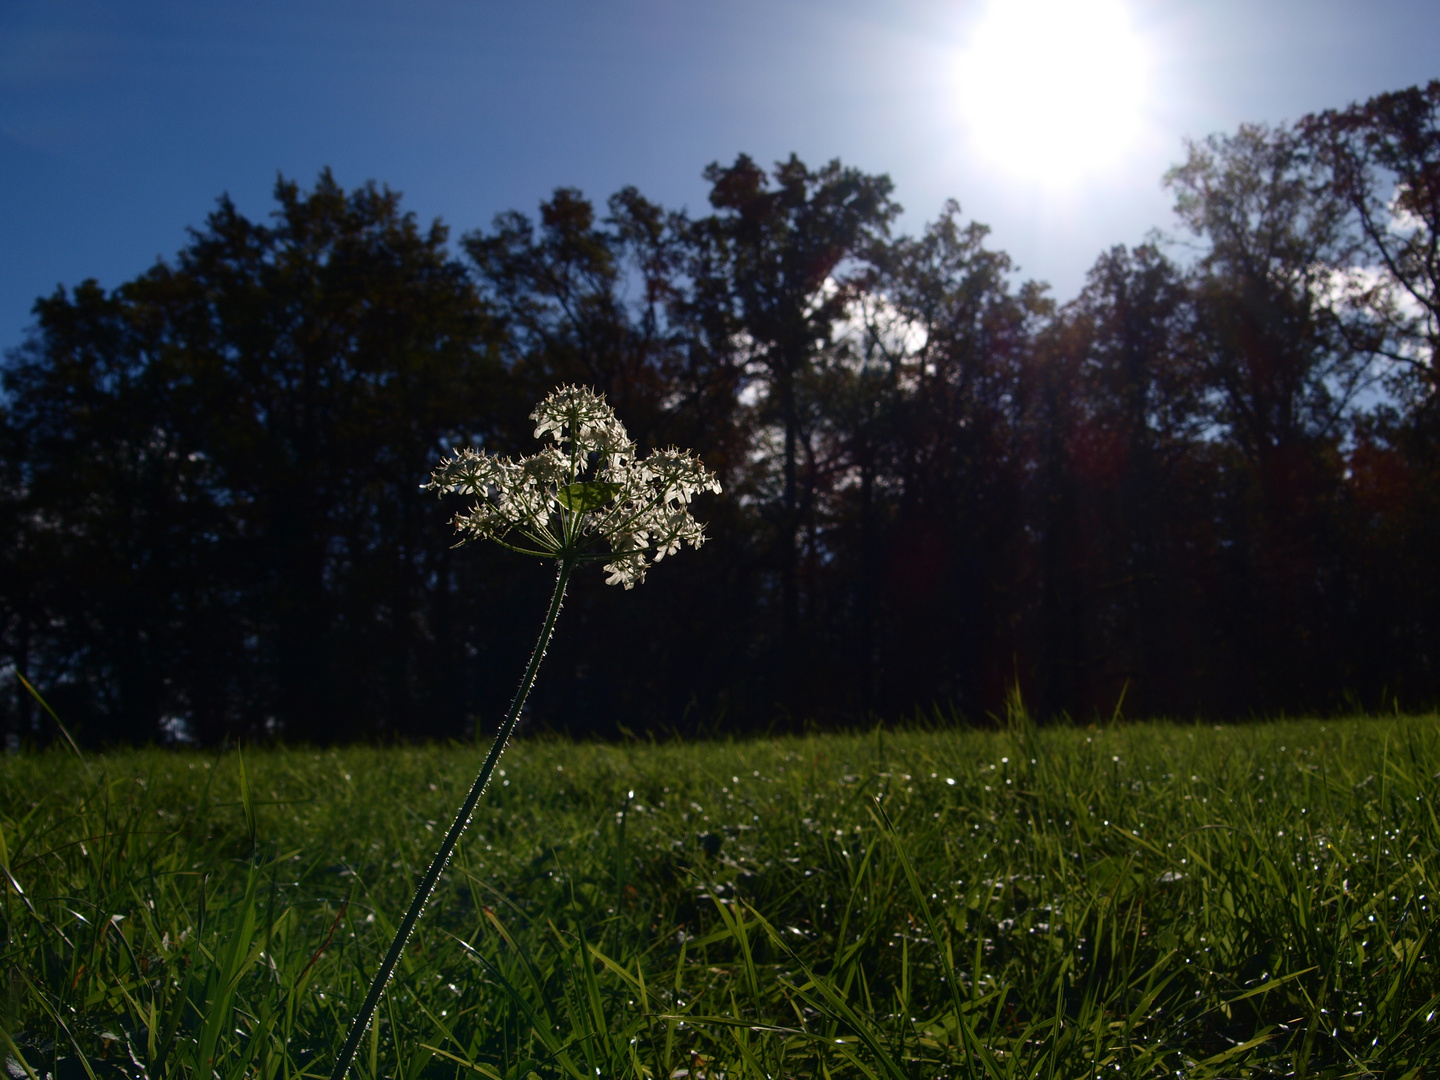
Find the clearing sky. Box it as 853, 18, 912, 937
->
2, 0, 1438, 353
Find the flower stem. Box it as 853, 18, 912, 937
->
330, 558, 574, 1080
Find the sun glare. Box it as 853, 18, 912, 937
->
954, 0, 1151, 188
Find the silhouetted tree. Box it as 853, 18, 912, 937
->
2, 172, 510, 744
864, 203, 1038, 718
1301, 80, 1440, 408
459, 186, 747, 736
1166, 125, 1366, 710
684, 154, 900, 714
1301, 82, 1440, 706
1038, 245, 1215, 715
9, 102, 1440, 745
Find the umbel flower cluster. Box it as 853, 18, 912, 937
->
331, 387, 719, 1080
425, 385, 721, 587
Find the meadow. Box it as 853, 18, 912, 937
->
2, 713, 1438, 1080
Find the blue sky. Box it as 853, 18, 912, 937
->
2, 0, 1438, 353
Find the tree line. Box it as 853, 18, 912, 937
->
4, 81, 1438, 745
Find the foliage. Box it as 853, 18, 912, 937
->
6, 83, 1440, 743
3, 716, 1439, 1078
0, 171, 519, 745
1300, 79, 1440, 407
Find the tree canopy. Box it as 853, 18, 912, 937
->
5, 84, 1440, 745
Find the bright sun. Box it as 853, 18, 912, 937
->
954, 0, 1151, 188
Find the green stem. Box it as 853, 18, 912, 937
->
330, 558, 575, 1080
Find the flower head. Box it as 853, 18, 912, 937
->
425, 386, 721, 588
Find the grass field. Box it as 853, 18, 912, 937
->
2, 713, 1439, 1079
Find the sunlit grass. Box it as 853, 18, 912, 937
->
3, 714, 1439, 1078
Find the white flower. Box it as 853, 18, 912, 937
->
425, 386, 721, 587
530, 385, 635, 460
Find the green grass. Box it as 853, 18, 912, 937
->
3, 714, 1439, 1079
